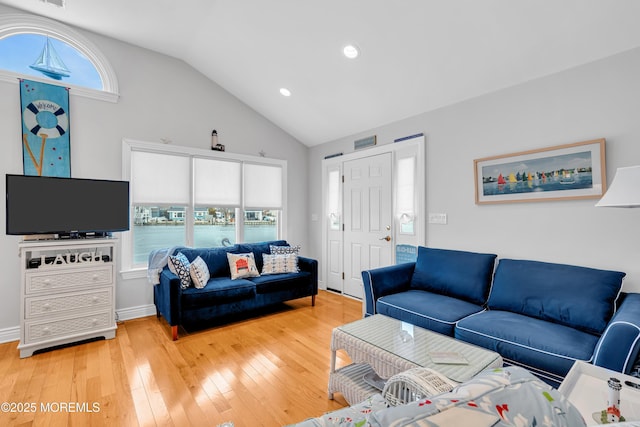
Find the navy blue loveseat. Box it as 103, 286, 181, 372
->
155, 240, 317, 339
362, 246, 640, 386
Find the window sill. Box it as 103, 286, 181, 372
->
0, 72, 119, 103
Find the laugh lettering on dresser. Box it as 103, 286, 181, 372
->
41, 251, 104, 266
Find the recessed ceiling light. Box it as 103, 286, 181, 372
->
279, 88, 291, 97
343, 44, 359, 59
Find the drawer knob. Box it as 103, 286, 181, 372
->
43, 303, 51, 310
42, 327, 50, 335
91, 318, 98, 325
92, 296, 99, 303
92, 274, 98, 281
43, 279, 51, 286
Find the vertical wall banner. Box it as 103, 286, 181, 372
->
20, 79, 70, 177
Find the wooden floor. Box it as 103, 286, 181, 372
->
0, 290, 361, 427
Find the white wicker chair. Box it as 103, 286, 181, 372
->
382, 367, 457, 406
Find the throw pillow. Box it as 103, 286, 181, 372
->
270, 244, 301, 255
168, 252, 191, 289
227, 252, 260, 280
261, 253, 299, 275
189, 256, 210, 289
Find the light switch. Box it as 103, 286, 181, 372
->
428, 213, 447, 225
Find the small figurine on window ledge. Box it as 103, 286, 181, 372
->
211, 130, 225, 151
593, 377, 625, 424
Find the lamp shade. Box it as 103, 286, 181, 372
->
596, 165, 640, 208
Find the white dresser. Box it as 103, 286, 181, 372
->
18, 238, 117, 358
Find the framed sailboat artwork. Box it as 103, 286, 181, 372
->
474, 139, 606, 205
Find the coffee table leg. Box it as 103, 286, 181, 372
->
328, 348, 337, 399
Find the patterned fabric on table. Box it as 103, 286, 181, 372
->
286, 394, 388, 427
288, 366, 587, 427
168, 252, 191, 289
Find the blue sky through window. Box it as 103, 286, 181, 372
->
0, 34, 102, 89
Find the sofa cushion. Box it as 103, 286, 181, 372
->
455, 310, 600, 378
376, 289, 485, 336
181, 277, 256, 308
261, 253, 299, 275
409, 247, 497, 305
178, 246, 237, 278
236, 240, 288, 271
250, 271, 312, 294
168, 252, 191, 289
487, 259, 625, 334
227, 253, 260, 279
189, 256, 210, 289
270, 244, 300, 255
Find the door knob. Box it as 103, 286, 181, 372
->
379, 235, 391, 242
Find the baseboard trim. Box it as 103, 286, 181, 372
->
0, 305, 157, 345
0, 326, 19, 344
116, 304, 157, 322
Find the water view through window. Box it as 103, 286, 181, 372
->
133, 206, 278, 264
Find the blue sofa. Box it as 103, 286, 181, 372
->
362, 246, 640, 386
155, 240, 318, 339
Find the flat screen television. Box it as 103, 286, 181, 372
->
6, 174, 130, 237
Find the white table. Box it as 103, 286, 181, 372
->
559, 361, 640, 425
328, 314, 503, 404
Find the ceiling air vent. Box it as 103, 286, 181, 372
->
41, 0, 65, 7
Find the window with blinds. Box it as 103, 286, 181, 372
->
123, 141, 286, 269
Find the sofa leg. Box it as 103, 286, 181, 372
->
312, 294, 316, 306
171, 325, 178, 341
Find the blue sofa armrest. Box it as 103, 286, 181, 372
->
362, 263, 415, 316
593, 293, 640, 374
155, 268, 183, 331
298, 256, 319, 294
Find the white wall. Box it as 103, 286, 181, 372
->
309, 46, 640, 293
0, 5, 309, 335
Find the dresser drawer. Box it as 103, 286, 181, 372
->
24, 311, 113, 344
26, 266, 113, 294
25, 288, 112, 319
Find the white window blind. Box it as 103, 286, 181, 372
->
131, 151, 190, 204
194, 158, 241, 206
244, 163, 282, 209
328, 169, 340, 215
397, 156, 415, 215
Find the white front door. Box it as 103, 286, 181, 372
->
343, 153, 393, 299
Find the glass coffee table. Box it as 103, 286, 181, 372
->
328, 314, 503, 404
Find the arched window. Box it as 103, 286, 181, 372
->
0, 14, 119, 102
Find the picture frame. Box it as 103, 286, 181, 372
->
474, 138, 606, 205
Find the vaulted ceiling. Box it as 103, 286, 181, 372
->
3, 0, 640, 146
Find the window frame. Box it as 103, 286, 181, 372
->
121, 138, 287, 277
0, 13, 119, 102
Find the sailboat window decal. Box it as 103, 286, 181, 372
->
0, 33, 103, 91
0, 14, 119, 101
29, 36, 71, 80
